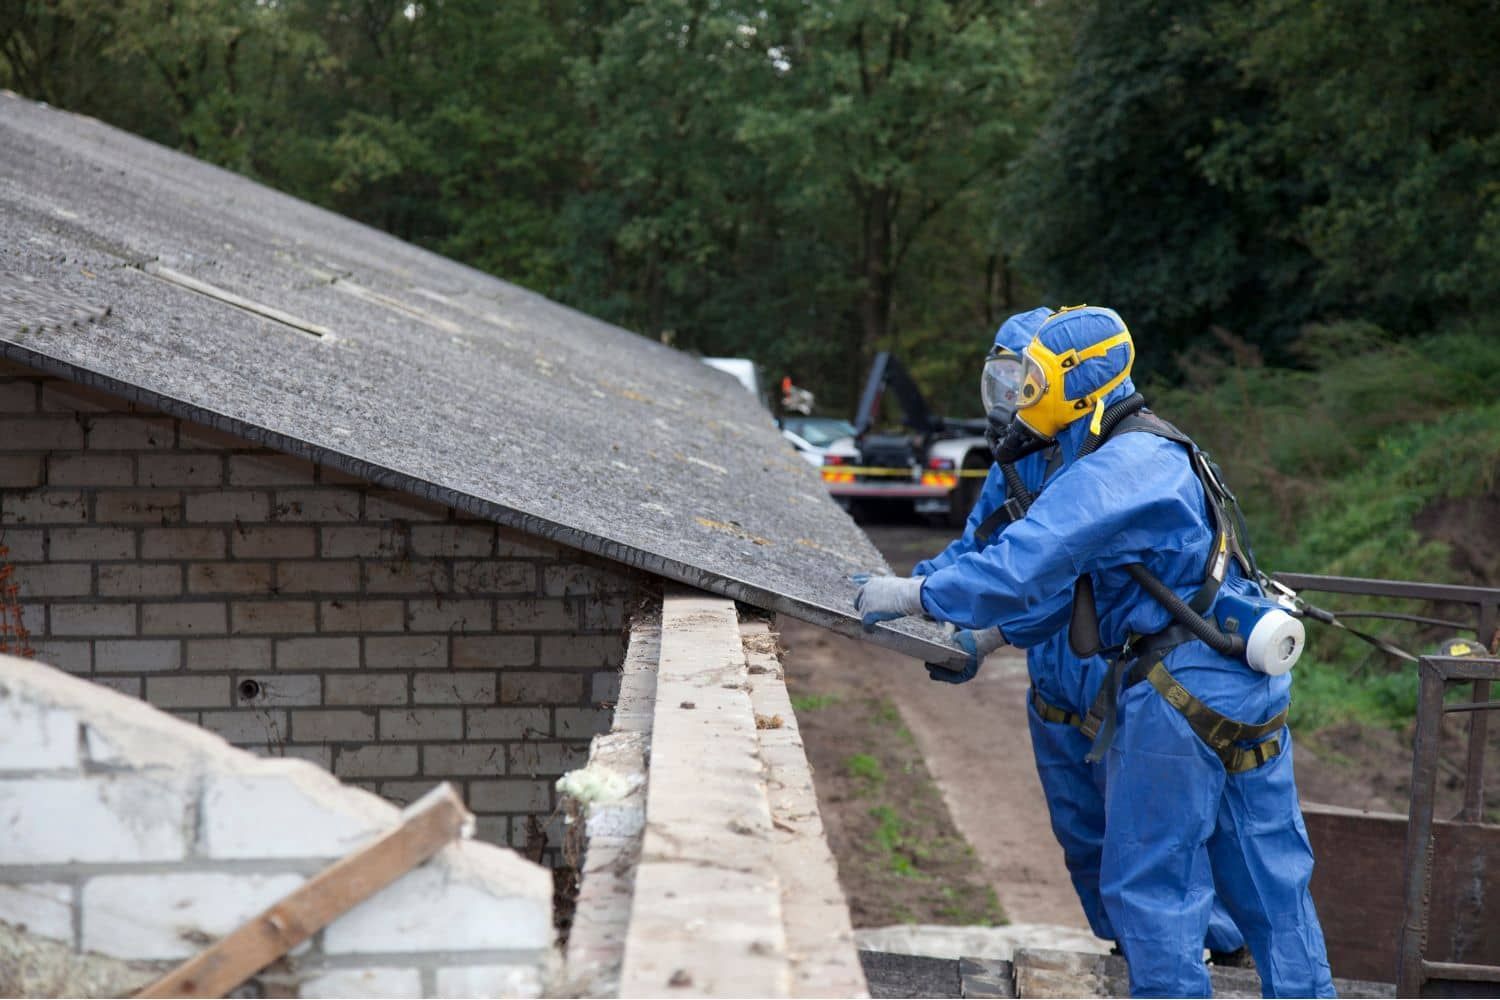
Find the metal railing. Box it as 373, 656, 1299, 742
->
1274, 573, 1500, 996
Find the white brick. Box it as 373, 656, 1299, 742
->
0, 699, 78, 770
137, 454, 222, 487
14, 563, 92, 597
422, 744, 507, 777
84, 416, 174, 450
0, 380, 38, 412
494, 598, 573, 632
99, 564, 182, 598
142, 601, 227, 635
379, 709, 461, 741
30, 640, 92, 674
233, 600, 316, 634
277, 636, 359, 670
185, 490, 270, 523
187, 637, 271, 672
326, 673, 408, 706
412, 672, 494, 705
146, 675, 230, 708
299, 967, 423, 998
227, 453, 315, 486
141, 527, 226, 559
323, 852, 551, 953
275, 559, 358, 593
321, 525, 408, 559
0, 418, 84, 451
46, 454, 134, 486
201, 769, 390, 860
364, 491, 448, 522
0, 882, 73, 941
238, 674, 320, 707
0, 455, 43, 488
0, 775, 189, 863
95, 638, 181, 673
321, 599, 405, 633
365, 635, 447, 670
0, 527, 44, 561
200, 709, 286, 745
94, 490, 183, 523
453, 560, 534, 595
365, 560, 450, 594
271, 488, 359, 522
410, 524, 495, 557
2, 489, 86, 524
292, 709, 374, 742
82, 872, 304, 960
495, 527, 560, 559
407, 599, 491, 633
435, 965, 544, 999
51, 602, 136, 636
453, 635, 533, 669
334, 745, 419, 779
232, 525, 315, 559
466, 708, 549, 741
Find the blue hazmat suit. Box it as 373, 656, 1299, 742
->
918, 307, 1334, 998
915, 312, 1243, 953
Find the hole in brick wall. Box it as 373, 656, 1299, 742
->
238, 679, 262, 700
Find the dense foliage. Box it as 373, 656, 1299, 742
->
5, 0, 1497, 726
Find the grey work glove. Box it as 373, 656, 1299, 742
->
926, 626, 1006, 683
853, 575, 926, 630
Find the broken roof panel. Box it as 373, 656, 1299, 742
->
0, 94, 964, 666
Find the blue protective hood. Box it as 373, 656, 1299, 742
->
993, 307, 1053, 355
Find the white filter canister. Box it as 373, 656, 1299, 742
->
1245, 610, 1304, 676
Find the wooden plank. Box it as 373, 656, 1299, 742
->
136, 784, 472, 999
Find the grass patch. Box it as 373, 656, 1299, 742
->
791, 693, 840, 712
845, 752, 886, 789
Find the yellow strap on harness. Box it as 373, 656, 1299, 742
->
1142, 662, 1288, 773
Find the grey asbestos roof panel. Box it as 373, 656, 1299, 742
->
0, 93, 964, 666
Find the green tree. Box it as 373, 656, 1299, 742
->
1006, 0, 1319, 364
1201, 0, 1500, 333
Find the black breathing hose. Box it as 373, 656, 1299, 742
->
1001, 462, 1033, 513
1124, 564, 1244, 658
1075, 393, 1147, 459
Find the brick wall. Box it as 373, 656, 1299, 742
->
0, 654, 554, 998
0, 359, 646, 860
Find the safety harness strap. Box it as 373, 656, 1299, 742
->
974, 445, 1064, 543
1140, 661, 1288, 773
1030, 688, 1083, 728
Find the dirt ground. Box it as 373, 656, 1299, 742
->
782, 519, 1489, 931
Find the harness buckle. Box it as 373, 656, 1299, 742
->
1204, 717, 1235, 750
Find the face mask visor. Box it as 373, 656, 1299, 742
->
1017, 351, 1049, 413
980, 351, 1024, 418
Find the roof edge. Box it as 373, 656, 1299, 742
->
0, 342, 962, 667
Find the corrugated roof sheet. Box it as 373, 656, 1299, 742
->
0, 93, 962, 666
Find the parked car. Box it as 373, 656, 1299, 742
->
778, 416, 858, 467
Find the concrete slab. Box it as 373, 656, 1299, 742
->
742, 620, 868, 999
617, 592, 788, 997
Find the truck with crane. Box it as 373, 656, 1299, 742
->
819, 352, 993, 526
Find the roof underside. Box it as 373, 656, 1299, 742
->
0, 94, 963, 666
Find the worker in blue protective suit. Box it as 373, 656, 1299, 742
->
855, 306, 1333, 998
911, 308, 1248, 961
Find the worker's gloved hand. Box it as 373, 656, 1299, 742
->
848, 572, 873, 586
926, 627, 1005, 683
853, 575, 926, 630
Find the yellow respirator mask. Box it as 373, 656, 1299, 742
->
1015, 329, 1135, 440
